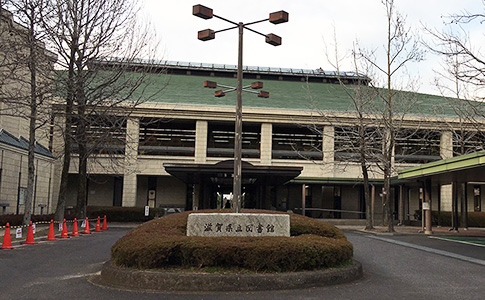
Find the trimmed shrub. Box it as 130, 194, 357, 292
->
111, 209, 354, 272
0, 206, 165, 226
429, 211, 485, 227
86, 206, 165, 222
413, 210, 485, 227
0, 214, 55, 226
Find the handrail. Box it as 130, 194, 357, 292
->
294, 208, 365, 215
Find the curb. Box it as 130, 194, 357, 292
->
97, 260, 363, 292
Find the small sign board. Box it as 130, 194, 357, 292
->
58, 223, 63, 232
81, 220, 86, 228
187, 213, 290, 237
32, 224, 36, 234
144, 206, 149, 216
16, 228, 22, 238
423, 202, 430, 210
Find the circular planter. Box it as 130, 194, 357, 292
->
97, 260, 363, 292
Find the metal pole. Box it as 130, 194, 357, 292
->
233, 22, 244, 213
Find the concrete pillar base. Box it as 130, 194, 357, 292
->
424, 230, 433, 235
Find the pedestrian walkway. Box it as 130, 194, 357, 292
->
337, 224, 485, 237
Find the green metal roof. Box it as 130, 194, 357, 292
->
54, 69, 461, 116
138, 72, 457, 116
398, 151, 485, 180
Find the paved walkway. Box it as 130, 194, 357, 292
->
337, 224, 485, 237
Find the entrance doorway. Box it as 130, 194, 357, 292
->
209, 183, 258, 209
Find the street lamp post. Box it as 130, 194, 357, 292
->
193, 4, 288, 213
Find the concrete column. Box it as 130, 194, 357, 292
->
440, 130, 453, 159
399, 185, 405, 225
322, 126, 334, 176
371, 185, 375, 227
122, 117, 139, 207
195, 120, 208, 163
424, 179, 432, 235
451, 181, 459, 231
461, 183, 468, 229
301, 184, 306, 217
193, 184, 200, 210
260, 123, 272, 165
439, 131, 453, 216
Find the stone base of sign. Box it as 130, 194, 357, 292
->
186, 213, 290, 237
96, 260, 363, 292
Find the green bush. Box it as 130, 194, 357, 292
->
0, 214, 55, 226
431, 211, 485, 227
86, 206, 165, 222
0, 206, 165, 226
111, 209, 353, 272
413, 210, 485, 227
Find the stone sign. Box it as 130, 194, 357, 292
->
186, 213, 290, 237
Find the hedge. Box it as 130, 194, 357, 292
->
0, 206, 165, 226
86, 206, 165, 222
413, 210, 485, 227
111, 209, 353, 272
0, 214, 55, 227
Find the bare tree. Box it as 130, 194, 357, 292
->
0, 0, 55, 225
425, 5, 485, 229
45, 0, 162, 220
310, 33, 380, 230
357, 0, 424, 232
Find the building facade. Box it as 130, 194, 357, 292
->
50, 61, 485, 224
0, 8, 56, 215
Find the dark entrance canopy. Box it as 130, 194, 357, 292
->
163, 160, 302, 186
164, 160, 302, 210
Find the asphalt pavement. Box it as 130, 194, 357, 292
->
1, 225, 484, 299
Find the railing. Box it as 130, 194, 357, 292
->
294, 207, 365, 218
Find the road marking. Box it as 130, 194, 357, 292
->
365, 235, 485, 266
428, 236, 485, 248
24, 271, 101, 288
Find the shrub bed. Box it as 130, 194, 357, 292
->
0, 206, 165, 226
86, 206, 165, 222
111, 209, 353, 272
414, 210, 485, 227
0, 213, 56, 226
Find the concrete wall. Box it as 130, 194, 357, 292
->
135, 175, 186, 208
341, 187, 361, 219
0, 145, 55, 215
87, 175, 116, 207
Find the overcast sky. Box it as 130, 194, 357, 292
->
142, 0, 484, 97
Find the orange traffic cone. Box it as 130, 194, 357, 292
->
72, 218, 79, 237
102, 215, 108, 231
24, 221, 36, 245
94, 216, 101, 232
1, 223, 14, 250
47, 220, 56, 241
83, 217, 91, 234
60, 219, 69, 238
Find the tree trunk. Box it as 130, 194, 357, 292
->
75, 86, 88, 219
54, 111, 72, 221
362, 163, 373, 230
384, 148, 395, 232
76, 141, 88, 219
54, 41, 76, 222
23, 20, 37, 226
